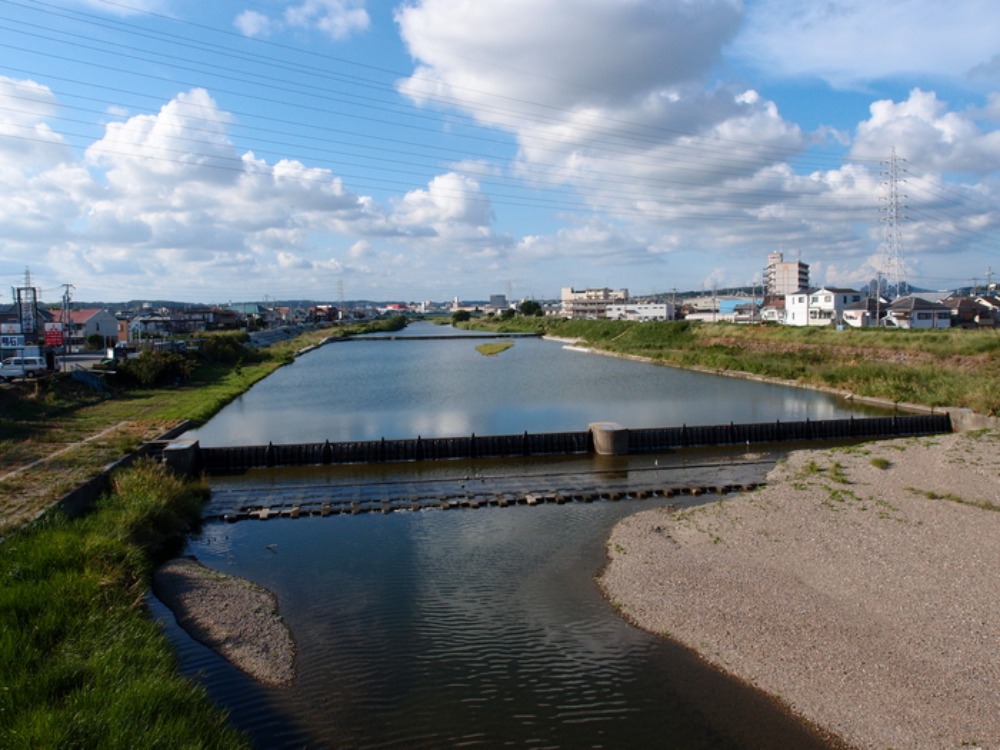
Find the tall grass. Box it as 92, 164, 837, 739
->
0, 461, 248, 749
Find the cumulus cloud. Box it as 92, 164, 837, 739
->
851, 88, 1000, 174
397, 0, 742, 114
0, 77, 71, 175
393, 172, 494, 229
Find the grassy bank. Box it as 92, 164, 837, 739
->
0, 317, 406, 529
464, 317, 1000, 416
0, 460, 247, 749
0, 317, 408, 748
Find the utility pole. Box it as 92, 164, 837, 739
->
875, 271, 883, 327
60, 284, 73, 369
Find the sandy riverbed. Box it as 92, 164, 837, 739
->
152, 556, 295, 687
598, 430, 1000, 750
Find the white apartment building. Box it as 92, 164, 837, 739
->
785, 287, 863, 326
560, 287, 629, 319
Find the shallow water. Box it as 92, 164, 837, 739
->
171, 494, 838, 749
160, 324, 867, 747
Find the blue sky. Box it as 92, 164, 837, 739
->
1, 0, 999, 304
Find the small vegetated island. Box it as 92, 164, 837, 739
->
474, 340, 514, 356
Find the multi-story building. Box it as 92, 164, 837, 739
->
764, 252, 809, 297
605, 302, 674, 321
560, 287, 628, 319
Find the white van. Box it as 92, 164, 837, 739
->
0, 356, 48, 382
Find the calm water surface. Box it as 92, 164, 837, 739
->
185, 322, 865, 446
162, 324, 863, 748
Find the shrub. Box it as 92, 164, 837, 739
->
115, 351, 195, 387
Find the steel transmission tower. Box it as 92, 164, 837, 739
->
878, 148, 907, 298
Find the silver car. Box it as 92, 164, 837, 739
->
0, 356, 48, 382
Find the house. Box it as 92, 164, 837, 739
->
942, 296, 999, 328
842, 298, 885, 328
759, 297, 786, 324
784, 287, 863, 326
884, 296, 951, 329
68, 308, 119, 348
973, 296, 1000, 326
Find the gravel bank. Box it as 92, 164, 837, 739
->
153, 557, 295, 687
599, 430, 1000, 750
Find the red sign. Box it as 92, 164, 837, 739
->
45, 329, 64, 346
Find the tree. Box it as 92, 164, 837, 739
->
451, 309, 471, 324
518, 300, 543, 317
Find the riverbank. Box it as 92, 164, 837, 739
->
469, 317, 1000, 418
598, 429, 1000, 750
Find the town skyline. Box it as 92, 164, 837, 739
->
1, 1, 999, 304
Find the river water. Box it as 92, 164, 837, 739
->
162, 323, 871, 748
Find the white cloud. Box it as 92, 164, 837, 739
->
393, 172, 494, 228
851, 89, 1000, 175
234, 10, 274, 38
234, 1, 369, 41
285, 0, 369, 39
0, 77, 70, 176
732, 0, 1000, 88
86, 88, 240, 188
397, 0, 742, 114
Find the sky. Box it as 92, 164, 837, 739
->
1, 0, 999, 305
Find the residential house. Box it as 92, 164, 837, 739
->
759, 297, 786, 324
973, 296, 1000, 326
943, 296, 999, 328
68, 308, 119, 348
784, 287, 863, 327
884, 296, 951, 329
842, 297, 885, 328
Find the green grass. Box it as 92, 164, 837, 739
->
475, 341, 514, 356
464, 317, 1000, 415
0, 460, 248, 749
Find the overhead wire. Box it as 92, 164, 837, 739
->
0, 0, 995, 293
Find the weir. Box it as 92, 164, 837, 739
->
179, 413, 952, 474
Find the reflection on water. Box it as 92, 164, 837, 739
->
161, 324, 866, 747
176, 500, 839, 749
184, 323, 872, 447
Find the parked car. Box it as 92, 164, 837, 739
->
0, 356, 48, 382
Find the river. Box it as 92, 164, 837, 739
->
161, 323, 871, 748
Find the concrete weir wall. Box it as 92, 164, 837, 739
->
192, 414, 952, 474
